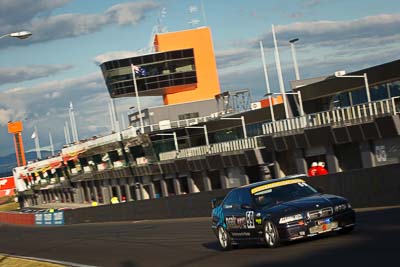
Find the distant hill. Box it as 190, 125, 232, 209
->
0, 151, 54, 174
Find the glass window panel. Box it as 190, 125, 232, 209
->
351, 88, 368, 105
389, 81, 400, 97
370, 84, 388, 101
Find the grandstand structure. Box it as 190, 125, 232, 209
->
12, 27, 400, 206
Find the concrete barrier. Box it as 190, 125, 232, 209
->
0, 212, 34, 225
304, 163, 400, 208
64, 163, 400, 225
3, 163, 400, 225
64, 189, 231, 224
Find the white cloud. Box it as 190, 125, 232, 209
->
0, 1, 159, 49
94, 50, 141, 65
0, 65, 72, 86
303, 0, 321, 7
0, 108, 14, 125
215, 47, 259, 71
0, 0, 70, 27
105, 1, 157, 25
252, 13, 400, 49
0, 71, 162, 157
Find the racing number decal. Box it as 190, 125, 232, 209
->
246, 211, 255, 229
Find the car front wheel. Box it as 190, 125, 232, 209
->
264, 221, 280, 248
218, 226, 233, 250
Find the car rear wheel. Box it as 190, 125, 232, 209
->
218, 226, 233, 250
264, 221, 280, 248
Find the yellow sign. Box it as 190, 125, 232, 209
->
251, 179, 305, 194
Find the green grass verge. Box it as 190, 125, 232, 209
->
0, 255, 64, 267
0, 202, 19, 212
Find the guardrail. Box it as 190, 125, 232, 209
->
159, 136, 263, 161
142, 115, 216, 133
262, 96, 400, 135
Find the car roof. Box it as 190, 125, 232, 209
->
238, 174, 307, 190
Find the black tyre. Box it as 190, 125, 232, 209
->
338, 225, 355, 235
218, 226, 233, 250
264, 221, 281, 248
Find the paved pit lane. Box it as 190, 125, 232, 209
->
0, 206, 398, 267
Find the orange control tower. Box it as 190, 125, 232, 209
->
7, 121, 26, 167
154, 27, 221, 105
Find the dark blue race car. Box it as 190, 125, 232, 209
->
211, 176, 355, 250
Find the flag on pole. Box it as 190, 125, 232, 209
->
31, 131, 36, 139
131, 64, 146, 77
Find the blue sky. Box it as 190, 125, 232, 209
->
0, 0, 400, 158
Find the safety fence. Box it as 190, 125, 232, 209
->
262, 96, 400, 135
159, 136, 263, 161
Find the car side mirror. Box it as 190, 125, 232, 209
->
241, 203, 252, 210
316, 186, 324, 193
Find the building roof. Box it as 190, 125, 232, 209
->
295, 59, 400, 101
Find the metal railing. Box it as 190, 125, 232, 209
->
263, 96, 400, 136
142, 115, 216, 133
61, 109, 252, 158
159, 136, 263, 161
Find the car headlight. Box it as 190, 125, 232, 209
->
279, 214, 303, 224
334, 203, 348, 212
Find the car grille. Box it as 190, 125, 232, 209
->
307, 207, 333, 220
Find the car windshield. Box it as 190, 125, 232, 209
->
252, 182, 318, 208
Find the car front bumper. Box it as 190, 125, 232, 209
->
277, 209, 355, 241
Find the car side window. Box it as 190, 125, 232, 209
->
223, 190, 239, 209
238, 189, 252, 207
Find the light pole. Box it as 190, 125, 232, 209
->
335, 71, 371, 103
265, 91, 304, 119
156, 132, 178, 151
289, 38, 300, 81
259, 40, 275, 122
0, 31, 32, 40
271, 24, 290, 119
220, 116, 247, 138
185, 125, 209, 146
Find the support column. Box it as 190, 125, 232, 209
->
115, 185, 122, 202
72, 183, 83, 203
219, 170, 229, 189
173, 178, 181, 195
101, 180, 111, 204
37, 192, 44, 204
124, 184, 132, 201
187, 174, 199, 193
360, 141, 375, 168
92, 183, 99, 202
160, 179, 169, 197
203, 171, 212, 191
148, 182, 156, 199
135, 184, 142, 201
294, 149, 308, 175
84, 183, 91, 203
272, 152, 283, 179
57, 190, 63, 202
326, 145, 340, 173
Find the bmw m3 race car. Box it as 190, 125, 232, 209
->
211, 176, 355, 250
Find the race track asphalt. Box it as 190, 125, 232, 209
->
0, 206, 399, 267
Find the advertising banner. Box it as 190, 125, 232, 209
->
35, 211, 64, 226
0, 176, 15, 198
